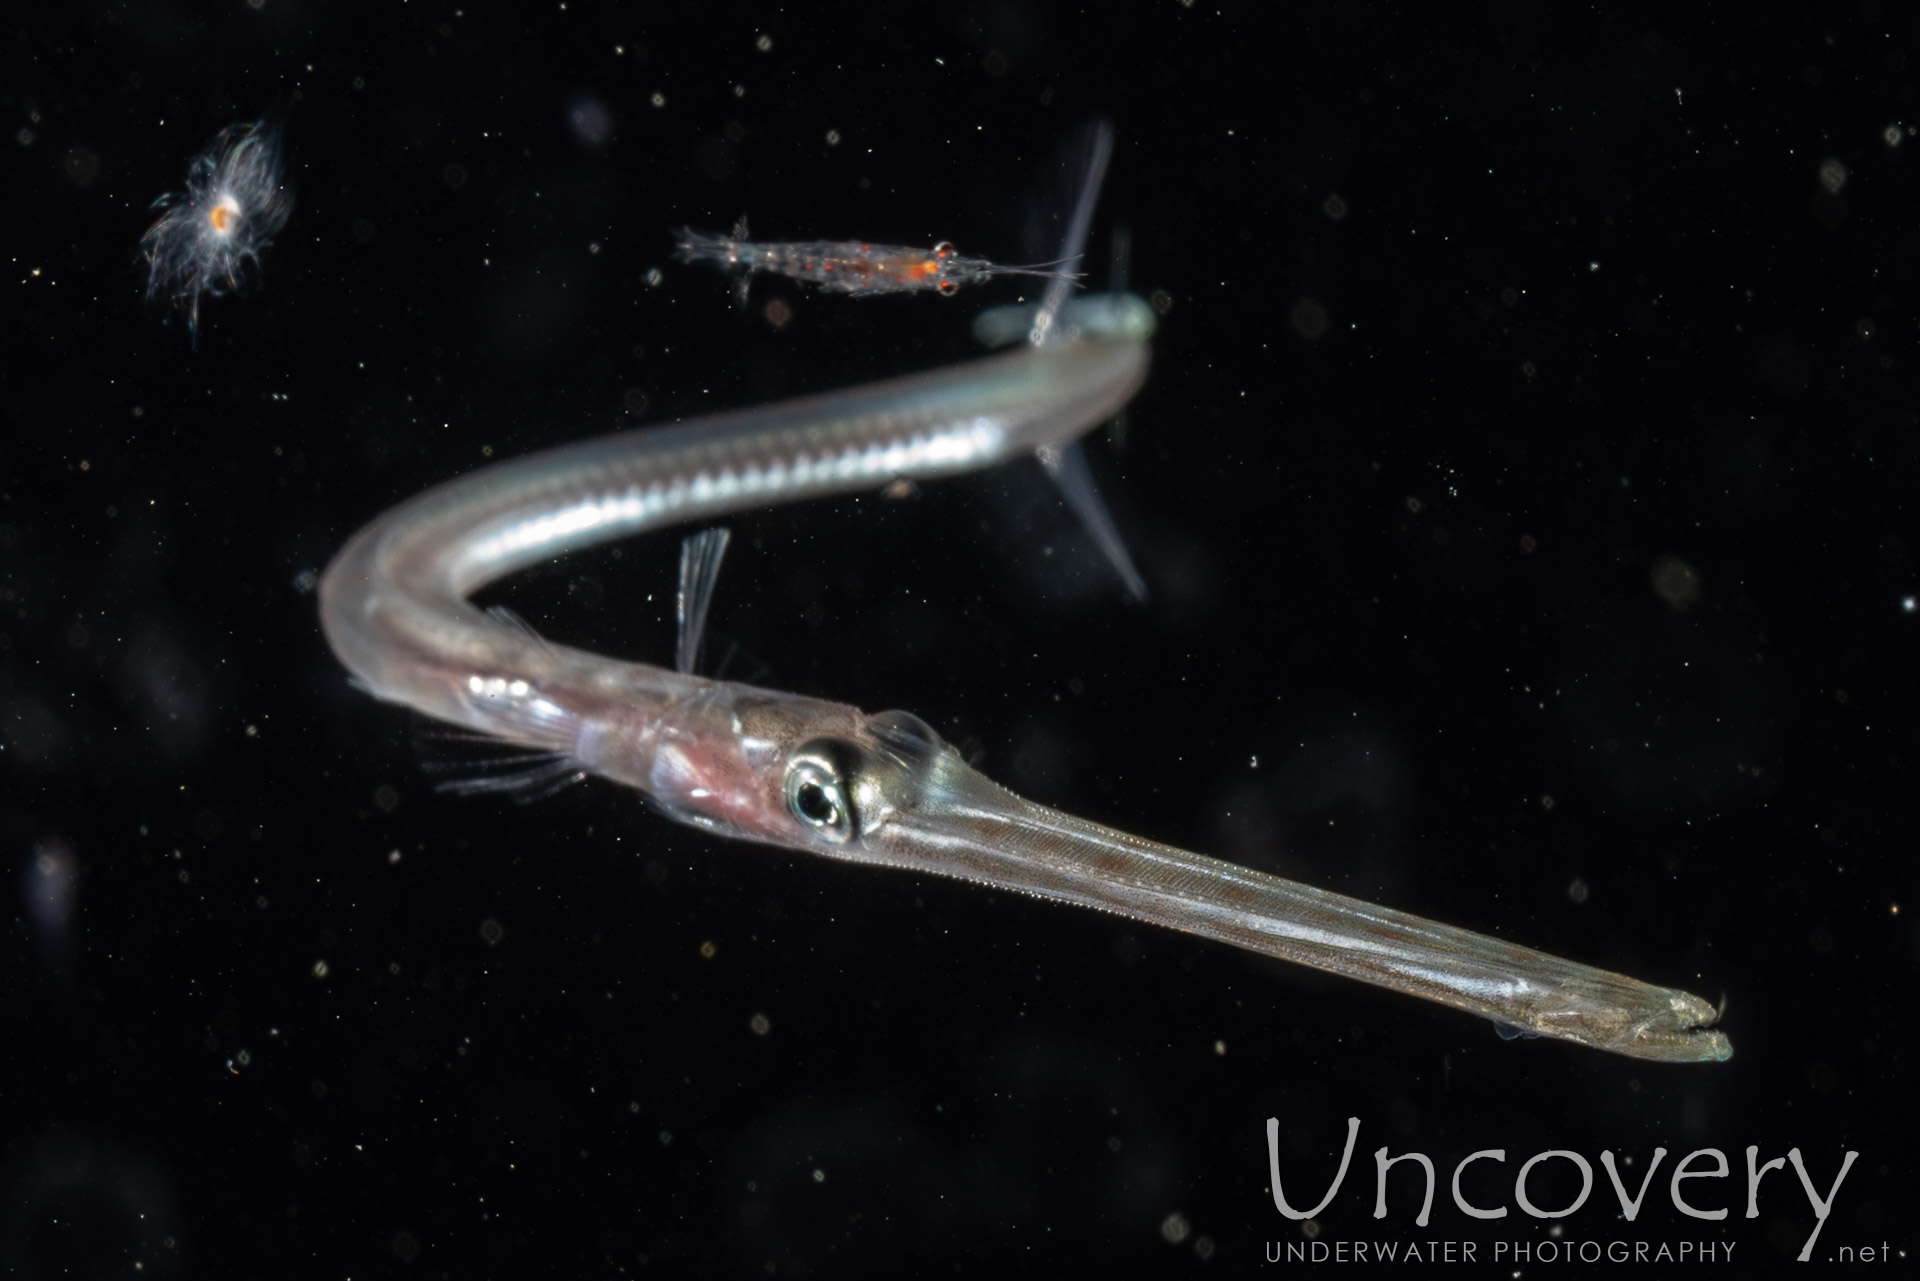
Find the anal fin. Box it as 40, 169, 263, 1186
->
1036, 442, 1147, 601
676, 527, 732, 675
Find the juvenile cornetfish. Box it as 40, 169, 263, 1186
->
316, 292, 1729, 1065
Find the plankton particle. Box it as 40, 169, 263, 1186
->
141, 120, 293, 346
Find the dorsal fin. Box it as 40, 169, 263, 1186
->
487, 604, 553, 651
1028, 119, 1114, 348
676, 527, 732, 675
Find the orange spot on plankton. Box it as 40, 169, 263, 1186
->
207, 197, 241, 234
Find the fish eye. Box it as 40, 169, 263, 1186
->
784, 744, 856, 843
937, 279, 958, 296
933, 241, 955, 259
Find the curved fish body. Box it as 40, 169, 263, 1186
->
319, 295, 1729, 1065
